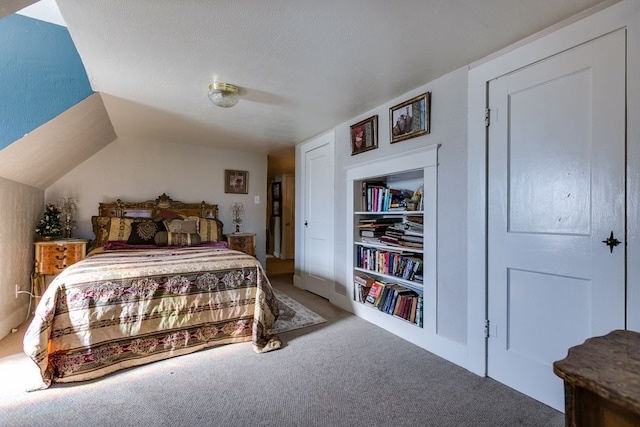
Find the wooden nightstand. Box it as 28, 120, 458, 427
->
227, 233, 256, 256
33, 239, 88, 296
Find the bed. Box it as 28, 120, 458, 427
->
23, 194, 281, 389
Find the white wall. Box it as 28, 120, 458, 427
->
45, 138, 269, 264
328, 66, 469, 346
0, 177, 42, 340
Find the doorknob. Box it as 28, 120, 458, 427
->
602, 231, 621, 253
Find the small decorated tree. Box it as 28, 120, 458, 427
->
35, 204, 63, 239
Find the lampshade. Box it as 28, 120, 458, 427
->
208, 82, 240, 108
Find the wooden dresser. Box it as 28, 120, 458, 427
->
33, 239, 88, 296
226, 233, 256, 256
554, 330, 640, 427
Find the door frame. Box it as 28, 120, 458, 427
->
467, 0, 639, 376
294, 130, 336, 299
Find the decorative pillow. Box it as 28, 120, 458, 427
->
199, 218, 221, 242
164, 218, 199, 234
88, 216, 113, 253
105, 217, 136, 242
127, 220, 166, 245
154, 231, 201, 247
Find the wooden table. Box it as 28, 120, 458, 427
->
553, 330, 640, 427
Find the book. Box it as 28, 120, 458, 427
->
365, 281, 385, 305
354, 273, 376, 302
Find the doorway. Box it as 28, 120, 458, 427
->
267, 149, 295, 277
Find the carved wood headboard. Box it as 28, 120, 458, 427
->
98, 193, 219, 220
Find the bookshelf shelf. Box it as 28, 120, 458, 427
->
346, 145, 439, 350
354, 267, 423, 292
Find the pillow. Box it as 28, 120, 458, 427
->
88, 216, 113, 253
164, 218, 199, 234
154, 231, 201, 247
107, 217, 136, 242
199, 218, 221, 242
127, 219, 166, 245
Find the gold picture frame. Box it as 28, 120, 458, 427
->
225, 170, 248, 194
390, 92, 430, 144
350, 115, 378, 155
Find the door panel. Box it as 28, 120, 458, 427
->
487, 30, 626, 411
508, 68, 591, 235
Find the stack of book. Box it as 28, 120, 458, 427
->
357, 217, 396, 243
377, 215, 423, 249
363, 281, 423, 325
400, 215, 424, 248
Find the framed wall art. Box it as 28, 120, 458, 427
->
271, 182, 281, 200
225, 170, 248, 194
350, 115, 378, 155
389, 92, 430, 144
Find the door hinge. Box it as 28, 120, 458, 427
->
484, 319, 490, 338
485, 108, 490, 127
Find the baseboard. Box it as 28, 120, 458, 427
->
293, 274, 303, 290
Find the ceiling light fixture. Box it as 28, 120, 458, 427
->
208, 82, 240, 108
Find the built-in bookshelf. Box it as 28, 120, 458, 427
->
353, 169, 425, 326
346, 145, 464, 363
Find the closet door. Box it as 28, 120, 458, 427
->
487, 30, 626, 411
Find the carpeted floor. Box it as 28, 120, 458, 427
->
0, 268, 563, 426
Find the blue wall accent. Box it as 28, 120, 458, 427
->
0, 14, 93, 150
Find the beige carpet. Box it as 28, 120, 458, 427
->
0, 271, 563, 427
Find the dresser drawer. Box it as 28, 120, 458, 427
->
35, 241, 87, 275
227, 233, 256, 256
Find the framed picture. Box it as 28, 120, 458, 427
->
390, 92, 430, 144
225, 170, 248, 194
272, 200, 281, 217
271, 182, 281, 200
350, 115, 378, 155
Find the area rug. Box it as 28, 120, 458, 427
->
272, 289, 326, 334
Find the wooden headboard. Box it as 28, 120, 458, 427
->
98, 193, 219, 220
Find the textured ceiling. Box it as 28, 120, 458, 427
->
41, 0, 614, 155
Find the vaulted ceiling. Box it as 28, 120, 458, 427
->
9, 0, 613, 159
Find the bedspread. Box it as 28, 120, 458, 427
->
23, 247, 281, 388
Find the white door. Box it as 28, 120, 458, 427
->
487, 30, 625, 411
302, 138, 334, 298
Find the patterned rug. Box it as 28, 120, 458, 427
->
272, 289, 326, 334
